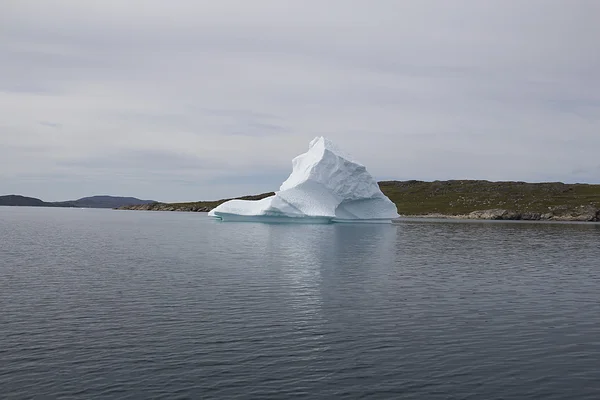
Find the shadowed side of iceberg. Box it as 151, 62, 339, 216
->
333, 197, 398, 220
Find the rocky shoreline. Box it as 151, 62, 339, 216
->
402, 205, 600, 222
118, 203, 213, 212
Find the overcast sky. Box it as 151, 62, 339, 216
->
1, 0, 599, 202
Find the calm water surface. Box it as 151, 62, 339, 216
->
1, 207, 599, 399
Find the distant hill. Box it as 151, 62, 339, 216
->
0, 195, 155, 209
0, 195, 63, 207
60, 196, 156, 209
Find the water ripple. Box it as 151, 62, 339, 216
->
1, 208, 600, 399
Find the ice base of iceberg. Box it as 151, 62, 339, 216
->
209, 137, 399, 224
211, 213, 394, 224
210, 213, 333, 224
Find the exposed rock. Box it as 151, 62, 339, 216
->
549, 205, 600, 222
452, 207, 599, 222
467, 209, 521, 220
520, 212, 542, 221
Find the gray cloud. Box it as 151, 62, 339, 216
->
38, 121, 62, 128
1, 0, 599, 201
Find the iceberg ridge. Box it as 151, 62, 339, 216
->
209, 137, 399, 223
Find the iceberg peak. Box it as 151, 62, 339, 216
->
209, 137, 399, 223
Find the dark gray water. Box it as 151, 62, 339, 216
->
1, 207, 599, 399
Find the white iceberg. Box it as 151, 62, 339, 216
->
208, 137, 399, 223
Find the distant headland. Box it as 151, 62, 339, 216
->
117, 180, 600, 222
0, 195, 155, 209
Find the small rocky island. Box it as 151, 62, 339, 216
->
118, 180, 600, 222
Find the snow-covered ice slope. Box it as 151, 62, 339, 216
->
208, 137, 399, 223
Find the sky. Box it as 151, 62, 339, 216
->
1, 0, 599, 202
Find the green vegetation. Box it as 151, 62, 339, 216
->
379, 180, 600, 216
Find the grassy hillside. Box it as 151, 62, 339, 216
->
379, 180, 600, 216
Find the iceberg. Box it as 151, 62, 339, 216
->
208, 137, 399, 223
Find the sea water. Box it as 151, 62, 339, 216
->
1, 207, 599, 399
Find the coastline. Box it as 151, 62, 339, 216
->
115, 180, 600, 222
